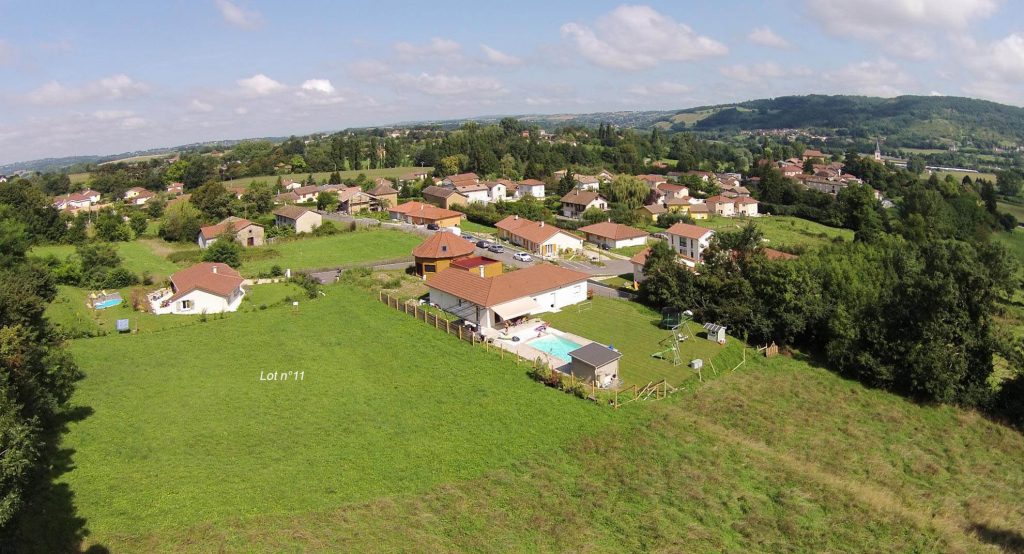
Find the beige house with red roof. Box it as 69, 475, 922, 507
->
495, 215, 583, 257
560, 189, 608, 218
152, 262, 245, 315
426, 264, 590, 330
388, 201, 463, 227
273, 205, 322, 234
578, 221, 649, 249
368, 180, 399, 210
630, 248, 651, 283
422, 185, 468, 209
198, 217, 265, 249
665, 222, 715, 267
412, 231, 476, 277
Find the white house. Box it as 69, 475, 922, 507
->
198, 217, 265, 249
665, 222, 715, 267
292, 185, 320, 203
578, 221, 649, 250
454, 183, 491, 204
483, 181, 507, 202
495, 215, 583, 257
733, 196, 759, 217
426, 264, 590, 331
705, 195, 736, 217
560, 189, 609, 219
515, 179, 546, 199
151, 262, 245, 315
575, 175, 601, 191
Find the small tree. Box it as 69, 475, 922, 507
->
202, 236, 242, 267
580, 206, 609, 226
128, 211, 149, 238
317, 190, 339, 211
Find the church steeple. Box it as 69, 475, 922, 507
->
874, 139, 882, 161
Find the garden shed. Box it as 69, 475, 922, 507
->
567, 342, 621, 388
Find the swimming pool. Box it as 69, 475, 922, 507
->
94, 298, 122, 310
527, 335, 584, 363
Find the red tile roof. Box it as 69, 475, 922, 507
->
168, 262, 244, 302
579, 221, 649, 241
560, 189, 605, 205
389, 201, 462, 222
199, 217, 259, 240
426, 264, 588, 307
495, 215, 577, 245
630, 247, 651, 266
412, 231, 475, 259
666, 222, 714, 240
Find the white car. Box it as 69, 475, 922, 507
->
512, 252, 533, 262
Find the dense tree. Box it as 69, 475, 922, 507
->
159, 201, 203, 243
202, 235, 242, 268
190, 182, 233, 220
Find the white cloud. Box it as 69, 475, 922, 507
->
300, 79, 335, 94
392, 72, 505, 96
627, 81, 692, 96
957, 33, 1024, 105
237, 74, 286, 96
807, 0, 998, 38
394, 38, 461, 62
748, 26, 791, 49
188, 99, 215, 113
26, 74, 149, 105
481, 44, 522, 66
214, 0, 263, 30
823, 58, 915, 97
560, 5, 727, 70
234, 106, 249, 115
348, 59, 391, 82
719, 62, 811, 84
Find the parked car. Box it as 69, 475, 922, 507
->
600, 243, 611, 250
512, 251, 533, 262
652, 232, 668, 240
462, 233, 476, 241
487, 244, 504, 253
426, 223, 440, 230
476, 240, 492, 248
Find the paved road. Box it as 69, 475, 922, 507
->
317, 211, 632, 276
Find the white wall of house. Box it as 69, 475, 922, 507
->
668, 231, 713, 261
561, 198, 608, 218
429, 280, 588, 330
591, 234, 647, 249
713, 201, 736, 217
632, 262, 646, 283
277, 212, 323, 233
537, 232, 584, 256
463, 189, 490, 204
517, 185, 545, 199
198, 235, 215, 249
153, 288, 244, 315
735, 202, 758, 217
488, 184, 506, 202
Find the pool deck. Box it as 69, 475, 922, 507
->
484, 318, 595, 371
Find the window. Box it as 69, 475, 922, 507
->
180, 299, 193, 311
424, 263, 436, 273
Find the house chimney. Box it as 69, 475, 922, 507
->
540, 221, 545, 227
212, 266, 218, 274
479, 265, 485, 278
514, 214, 518, 220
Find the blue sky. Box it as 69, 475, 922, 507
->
0, 0, 1022, 164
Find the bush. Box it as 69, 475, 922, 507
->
269, 265, 284, 277
202, 238, 242, 268
313, 221, 340, 236
101, 267, 139, 288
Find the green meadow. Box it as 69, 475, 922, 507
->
700, 215, 853, 251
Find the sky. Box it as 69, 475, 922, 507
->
0, 0, 1022, 164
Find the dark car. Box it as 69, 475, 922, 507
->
462, 233, 476, 241
426, 223, 440, 230
476, 240, 492, 248
487, 244, 504, 254
600, 243, 611, 250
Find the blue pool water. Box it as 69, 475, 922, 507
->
94, 298, 122, 310
528, 335, 584, 362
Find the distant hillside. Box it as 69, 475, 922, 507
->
658, 95, 1024, 149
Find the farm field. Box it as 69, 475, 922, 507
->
20, 285, 1024, 552
700, 215, 853, 251
240, 229, 420, 275
457, 219, 497, 235
932, 170, 998, 183
544, 296, 738, 386
220, 166, 433, 189
997, 200, 1024, 222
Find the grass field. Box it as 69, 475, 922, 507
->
544, 296, 737, 386
241, 229, 420, 276
458, 219, 497, 234
701, 215, 853, 251
997, 200, 1024, 221
220, 166, 433, 189
68, 172, 91, 185
31, 239, 186, 281
933, 170, 998, 183
24, 285, 1024, 551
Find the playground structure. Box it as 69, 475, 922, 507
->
651, 310, 698, 367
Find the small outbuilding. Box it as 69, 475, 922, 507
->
567, 342, 622, 388
703, 322, 727, 343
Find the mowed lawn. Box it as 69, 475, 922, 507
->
544, 296, 738, 386
36, 284, 614, 550
700, 215, 853, 250
242, 229, 420, 275
220, 166, 433, 189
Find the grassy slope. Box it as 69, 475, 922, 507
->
56, 321, 1024, 552
34, 285, 614, 551
700, 215, 853, 250
221, 166, 433, 189
997, 200, 1024, 222
31, 240, 183, 281
242, 229, 420, 275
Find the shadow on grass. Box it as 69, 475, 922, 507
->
970, 523, 1024, 553
10, 405, 107, 553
